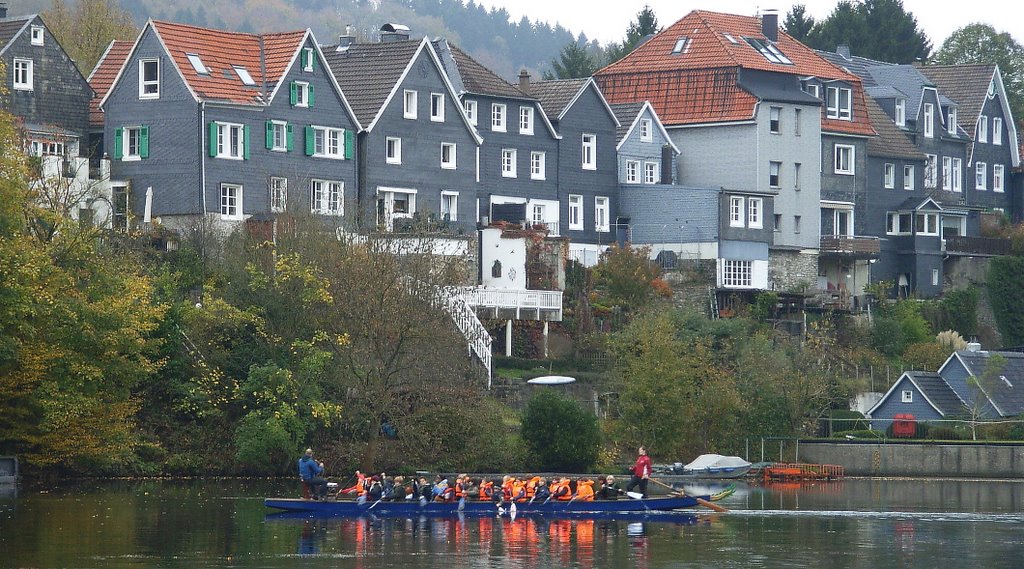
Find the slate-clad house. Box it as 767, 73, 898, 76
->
919, 64, 1021, 219
100, 20, 360, 230
530, 78, 620, 266
1, 7, 92, 157
869, 346, 1024, 430
431, 39, 562, 234
88, 39, 132, 160
322, 27, 481, 234
595, 10, 876, 293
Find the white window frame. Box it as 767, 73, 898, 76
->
748, 198, 763, 229
942, 156, 952, 190
568, 194, 583, 230
220, 183, 243, 220
721, 260, 753, 288
625, 160, 640, 184
887, 212, 913, 235
377, 188, 416, 230
994, 164, 1004, 192
30, 25, 44, 46
826, 86, 852, 120
403, 90, 417, 119
915, 212, 939, 236
644, 162, 660, 184
834, 144, 854, 175
12, 58, 32, 91
924, 154, 937, 188
270, 177, 287, 213
902, 390, 913, 403
904, 165, 915, 190
581, 133, 596, 170
491, 103, 506, 132
464, 99, 478, 126
769, 161, 781, 187
216, 122, 245, 160
729, 196, 745, 227
139, 59, 160, 99
187, 53, 209, 75
639, 118, 652, 141
302, 47, 315, 72
519, 106, 534, 135
441, 191, 458, 221
952, 158, 962, 192
270, 120, 288, 152
834, 209, 853, 237
932, 268, 940, 287
975, 162, 987, 190
947, 108, 957, 136
895, 98, 906, 126
123, 126, 143, 161
530, 151, 546, 180
923, 103, 934, 138
531, 203, 546, 227
430, 93, 444, 122
386, 136, 402, 165
501, 149, 517, 178
440, 142, 457, 169
293, 81, 310, 108
993, 117, 1003, 145
884, 163, 895, 189
769, 106, 781, 133
595, 196, 610, 232
977, 115, 988, 143
310, 179, 344, 216
312, 126, 344, 159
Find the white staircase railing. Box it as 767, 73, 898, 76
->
440, 288, 493, 387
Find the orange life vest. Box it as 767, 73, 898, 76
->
479, 481, 494, 500
575, 480, 595, 501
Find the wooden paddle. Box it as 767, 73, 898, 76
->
650, 478, 729, 513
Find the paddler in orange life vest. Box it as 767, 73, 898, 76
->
551, 477, 572, 501
574, 478, 595, 501
341, 470, 366, 495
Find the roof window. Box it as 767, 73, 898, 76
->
723, 33, 738, 44
745, 37, 792, 64
234, 66, 256, 86
1002, 375, 1013, 388
187, 53, 209, 75
671, 37, 692, 55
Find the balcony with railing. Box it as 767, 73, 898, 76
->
942, 235, 1012, 256
819, 235, 881, 258
459, 287, 563, 321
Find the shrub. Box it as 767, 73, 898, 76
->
827, 410, 868, 433
988, 256, 1024, 345
520, 389, 600, 472
925, 425, 966, 441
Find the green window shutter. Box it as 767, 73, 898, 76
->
243, 124, 250, 160
290, 82, 297, 106
344, 129, 354, 160
308, 84, 315, 108
139, 125, 150, 158
265, 121, 274, 149
113, 127, 123, 159
304, 125, 314, 156
286, 123, 293, 152
208, 121, 218, 157
300, 49, 308, 70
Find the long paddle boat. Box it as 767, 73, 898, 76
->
264, 486, 733, 518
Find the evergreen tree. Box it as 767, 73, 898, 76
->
543, 42, 599, 79
606, 5, 660, 64
804, 0, 930, 64
783, 4, 816, 42
932, 24, 1024, 127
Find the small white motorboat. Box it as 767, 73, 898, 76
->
675, 454, 752, 478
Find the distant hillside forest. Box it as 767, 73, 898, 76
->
22, 0, 600, 82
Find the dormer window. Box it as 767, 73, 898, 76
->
30, 26, 44, 46
895, 98, 906, 126
802, 81, 820, 99
187, 53, 209, 75
826, 86, 852, 120
745, 37, 792, 64
947, 108, 957, 136
671, 37, 691, 55
301, 47, 315, 72
234, 66, 255, 86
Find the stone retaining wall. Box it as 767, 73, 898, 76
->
797, 441, 1024, 478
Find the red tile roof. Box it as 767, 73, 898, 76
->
595, 10, 875, 137
88, 40, 133, 128
150, 20, 306, 105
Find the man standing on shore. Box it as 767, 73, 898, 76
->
626, 446, 651, 497
298, 448, 328, 500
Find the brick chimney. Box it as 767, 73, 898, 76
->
337, 25, 355, 51
761, 9, 778, 42
0, 3, 8, 18
518, 69, 531, 95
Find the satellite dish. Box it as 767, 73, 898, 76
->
527, 375, 576, 385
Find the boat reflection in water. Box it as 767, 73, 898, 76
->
269, 511, 709, 562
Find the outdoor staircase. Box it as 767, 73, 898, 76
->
440, 288, 493, 387
709, 285, 720, 319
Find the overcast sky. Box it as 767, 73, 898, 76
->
474, 0, 1021, 49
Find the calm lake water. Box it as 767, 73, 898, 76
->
1, 477, 1022, 568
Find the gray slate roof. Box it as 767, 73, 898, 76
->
919, 64, 997, 134
0, 15, 32, 54
865, 95, 923, 160
817, 49, 938, 118
956, 350, 1024, 417
908, 371, 967, 416
531, 78, 587, 121
322, 40, 423, 127
433, 40, 529, 99
610, 102, 644, 142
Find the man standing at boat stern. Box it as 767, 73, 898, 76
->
626, 447, 651, 497
298, 448, 328, 500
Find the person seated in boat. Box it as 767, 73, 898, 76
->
551, 477, 573, 501
297, 448, 328, 501
499, 475, 515, 504
381, 475, 396, 501
531, 477, 551, 502
511, 477, 529, 502
524, 476, 542, 501
598, 475, 623, 500
416, 477, 433, 503
432, 476, 452, 502
478, 478, 495, 501
366, 475, 383, 502
574, 479, 595, 502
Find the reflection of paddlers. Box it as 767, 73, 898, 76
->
626, 446, 652, 497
